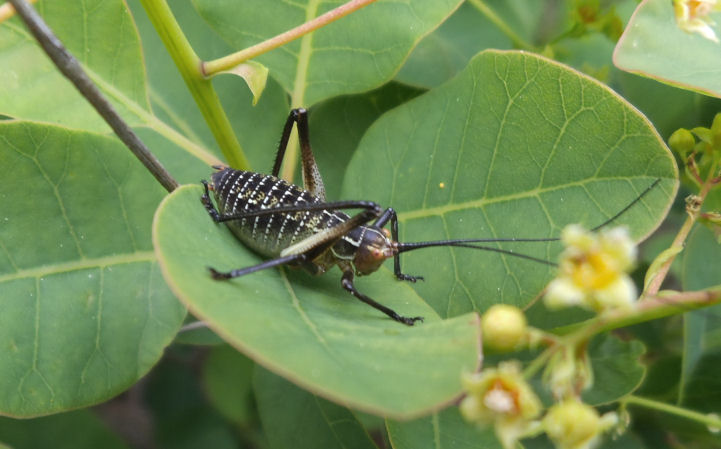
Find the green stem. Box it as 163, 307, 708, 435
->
623, 395, 721, 429
553, 288, 721, 337
202, 0, 378, 76
138, 0, 249, 170
467, 0, 535, 51
645, 160, 718, 295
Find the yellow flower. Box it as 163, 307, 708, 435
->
460, 362, 542, 449
674, 0, 721, 43
544, 225, 637, 313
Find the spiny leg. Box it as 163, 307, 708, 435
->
340, 269, 423, 326
271, 108, 326, 200
374, 207, 424, 282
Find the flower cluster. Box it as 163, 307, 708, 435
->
544, 225, 637, 313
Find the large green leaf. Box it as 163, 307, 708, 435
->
394, 1, 511, 89
614, 0, 721, 98
0, 122, 185, 417
0, 0, 149, 131
309, 82, 423, 200
153, 185, 481, 418
202, 345, 255, 425
254, 367, 378, 449
344, 50, 678, 319
192, 0, 463, 106
387, 407, 501, 449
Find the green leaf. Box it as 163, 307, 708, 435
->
614, 0, 721, 98
202, 345, 255, 425
679, 224, 721, 404
0, 121, 185, 417
582, 335, 646, 405
386, 407, 501, 449
0, 0, 150, 132
254, 367, 378, 449
153, 185, 481, 418
146, 347, 244, 449
192, 0, 463, 106
394, 1, 512, 89
0, 409, 129, 449
344, 50, 678, 319
310, 82, 423, 200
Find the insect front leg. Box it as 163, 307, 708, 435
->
374, 208, 424, 283
340, 269, 423, 326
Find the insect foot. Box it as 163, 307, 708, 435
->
208, 267, 232, 280
398, 315, 424, 326
396, 273, 425, 283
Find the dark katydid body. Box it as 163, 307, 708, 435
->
201, 109, 660, 326
202, 108, 424, 325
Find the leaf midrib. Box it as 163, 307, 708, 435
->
397, 176, 663, 222
0, 251, 156, 283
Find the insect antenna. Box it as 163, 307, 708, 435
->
395, 179, 662, 267
396, 240, 557, 266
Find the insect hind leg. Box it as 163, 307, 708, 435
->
209, 253, 306, 280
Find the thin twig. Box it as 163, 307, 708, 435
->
202, 0, 378, 76
8, 0, 179, 193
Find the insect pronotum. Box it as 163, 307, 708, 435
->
201, 108, 659, 325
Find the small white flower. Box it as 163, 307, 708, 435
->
544, 225, 638, 313
674, 0, 721, 43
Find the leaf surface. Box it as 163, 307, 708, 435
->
614, 0, 721, 98
0, 122, 185, 417
192, 0, 463, 106
344, 50, 678, 318
0, 0, 149, 131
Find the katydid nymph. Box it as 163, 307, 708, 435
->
201, 108, 659, 325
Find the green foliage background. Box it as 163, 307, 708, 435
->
0, 0, 719, 448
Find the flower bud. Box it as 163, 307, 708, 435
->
544, 399, 602, 449
482, 305, 528, 351
669, 128, 695, 157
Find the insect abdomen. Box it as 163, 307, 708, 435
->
211, 168, 348, 257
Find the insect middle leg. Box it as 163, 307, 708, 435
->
374, 207, 424, 282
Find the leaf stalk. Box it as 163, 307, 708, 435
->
623, 395, 721, 429
138, 0, 250, 170
201, 0, 378, 77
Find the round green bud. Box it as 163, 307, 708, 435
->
544, 399, 601, 449
668, 128, 695, 156
481, 305, 528, 351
